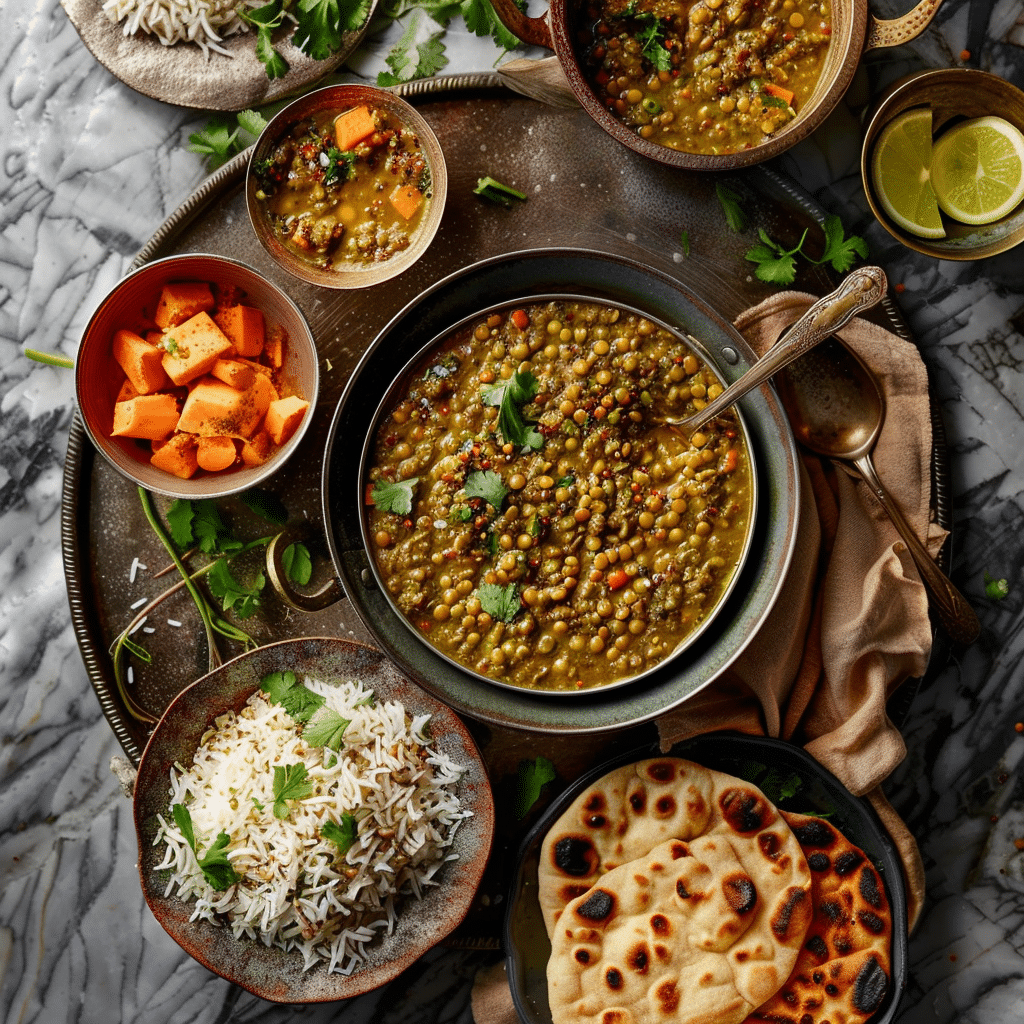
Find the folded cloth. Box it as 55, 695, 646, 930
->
471, 291, 940, 1021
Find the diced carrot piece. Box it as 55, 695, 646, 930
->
210, 358, 257, 391
763, 82, 795, 105
154, 281, 215, 329
112, 329, 171, 395
196, 435, 239, 473
177, 374, 277, 439
264, 396, 309, 446
161, 311, 234, 386
213, 304, 265, 358
111, 393, 180, 440
264, 323, 288, 369
334, 105, 377, 151
389, 184, 424, 220
150, 432, 199, 479
240, 430, 274, 467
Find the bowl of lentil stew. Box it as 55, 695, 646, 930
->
246, 84, 447, 289
489, 0, 945, 170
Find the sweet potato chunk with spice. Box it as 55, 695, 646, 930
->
161, 312, 234, 386
213, 304, 265, 357
150, 432, 199, 479
112, 329, 171, 394
154, 281, 215, 329
111, 393, 180, 441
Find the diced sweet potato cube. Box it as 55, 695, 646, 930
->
389, 184, 424, 221
264, 323, 288, 369
213, 304, 265, 358
210, 358, 257, 391
335, 106, 377, 151
154, 281, 215, 329
150, 432, 199, 479
111, 393, 180, 440
117, 377, 141, 403
264, 396, 309, 446
161, 312, 234, 386
240, 430, 274, 467
239, 358, 273, 378
196, 435, 239, 473
176, 374, 277, 439
112, 329, 171, 395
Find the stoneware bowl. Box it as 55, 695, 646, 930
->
132, 636, 495, 1003
246, 84, 448, 289
75, 253, 319, 499
489, 0, 945, 171
861, 67, 1024, 259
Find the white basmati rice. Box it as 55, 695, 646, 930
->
101, 0, 264, 58
153, 676, 472, 974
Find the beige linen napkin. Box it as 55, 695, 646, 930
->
472, 291, 941, 1021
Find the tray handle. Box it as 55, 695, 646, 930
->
266, 525, 345, 612
865, 0, 945, 52
489, 0, 554, 48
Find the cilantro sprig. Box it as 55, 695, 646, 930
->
478, 581, 521, 622
323, 814, 359, 854
171, 803, 241, 891
464, 469, 509, 509
482, 371, 543, 451
371, 478, 419, 515
273, 763, 315, 819
744, 217, 869, 286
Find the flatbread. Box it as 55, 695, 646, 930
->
547, 835, 815, 1024
538, 758, 809, 939
743, 812, 893, 1024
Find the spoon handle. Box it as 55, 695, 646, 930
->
668, 265, 888, 435
851, 454, 981, 646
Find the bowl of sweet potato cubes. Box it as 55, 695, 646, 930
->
75, 253, 318, 498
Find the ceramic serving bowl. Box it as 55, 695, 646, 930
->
75, 253, 319, 500
132, 636, 495, 1003
489, 0, 944, 171
861, 67, 1024, 259
246, 84, 448, 289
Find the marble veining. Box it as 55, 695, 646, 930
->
3, 0, 1024, 1021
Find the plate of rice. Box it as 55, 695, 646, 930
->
132, 636, 494, 1002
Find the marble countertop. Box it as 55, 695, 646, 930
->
3, 1, 1024, 1021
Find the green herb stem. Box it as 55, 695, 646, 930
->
25, 349, 74, 369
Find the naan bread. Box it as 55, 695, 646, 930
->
538, 758, 809, 939
744, 813, 893, 1024
547, 835, 815, 1024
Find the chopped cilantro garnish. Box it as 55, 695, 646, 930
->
715, 183, 748, 233
464, 469, 509, 509
304, 706, 351, 751
272, 762, 314, 819
481, 371, 542, 450
260, 670, 326, 723
323, 814, 359, 854
171, 803, 240, 890
478, 582, 520, 622
371, 477, 419, 515
985, 572, 1009, 600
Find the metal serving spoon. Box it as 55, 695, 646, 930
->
659, 265, 888, 436
775, 335, 981, 646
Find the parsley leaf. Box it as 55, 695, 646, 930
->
323, 814, 359, 854
260, 670, 326, 723
282, 542, 313, 585
820, 214, 869, 274
323, 147, 355, 186
207, 558, 264, 618
187, 116, 242, 169
378, 14, 450, 86
464, 469, 508, 509
744, 229, 801, 285
172, 802, 197, 851
635, 16, 671, 72
198, 832, 242, 890
242, 0, 290, 78
715, 183, 748, 233
273, 763, 314, 818
482, 371, 542, 450
514, 756, 556, 818
371, 477, 419, 515
460, 0, 520, 51
304, 706, 351, 751
167, 499, 196, 548
478, 582, 520, 622
474, 176, 527, 208
194, 500, 242, 554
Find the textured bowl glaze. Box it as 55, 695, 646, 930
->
133, 636, 494, 1003
861, 68, 1024, 259
246, 84, 448, 289
75, 253, 319, 499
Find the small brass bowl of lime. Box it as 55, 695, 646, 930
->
862, 67, 1024, 260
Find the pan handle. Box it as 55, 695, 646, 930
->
266, 525, 345, 612
864, 0, 945, 52
489, 0, 554, 49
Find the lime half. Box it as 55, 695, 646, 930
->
931, 115, 1024, 225
870, 107, 945, 239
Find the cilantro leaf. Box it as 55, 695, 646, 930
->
273, 763, 314, 818
193, 500, 242, 554
282, 542, 313, 586
371, 477, 419, 515
304, 706, 351, 751
460, 0, 520, 51
415, 32, 449, 77
292, 0, 369, 60
167, 499, 195, 548
478, 582, 520, 622
820, 214, 869, 274
514, 756, 556, 818
323, 814, 358, 854
745, 243, 798, 285
464, 469, 508, 509
172, 803, 197, 852
323, 147, 355, 186
198, 832, 241, 890
715, 183, 748, 232
985, 572, 1009, 600
207, 558, 264, 618
680, 230, 690, 257
482, 371, 542, 450
635, 16, 671, 72
474, 176, 527, 208
187, 116, 242, 169
260, 670, 326, 723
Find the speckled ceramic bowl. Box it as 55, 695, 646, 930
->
246, 84, 448, 289
132, 636, 494, 1003
75, 253, 319, 499
861, 67, 1024, 259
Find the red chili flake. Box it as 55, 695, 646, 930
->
439, 403, 450, 416
575, 679, 584, 689
403, 518, 413, 529
444, 550, 458, 560
894, 282, 906, 294
511, 308, 530, 330
949, 954, 958, 962
1016, 722, 1024, 733
783, 31, 794, 41
419, 621, 432, 632
821, 23, 832, 35
960, 49, 971, 61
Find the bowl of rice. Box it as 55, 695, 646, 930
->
132, 636, 494, 1002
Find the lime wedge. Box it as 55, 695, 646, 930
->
870, 107, 945, 239
931, 115, 1024, 225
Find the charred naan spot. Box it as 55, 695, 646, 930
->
852, 955, 888, 1013
812, 970, 824, 983
826, 983, 839, 996
806, 935, 828, 959
860, 866, 883, 908
723, 874, 758, 914
574, 948, 592, 965
656, 979, 680, 1013
834, 936, 853, 954
676, 879, 691, 899
735, 950, 749, 962
629, 790, 646, 813
584, 793, 606, 813
858, 910, 886, 934
650, 913, 670, 935
601, 1013, 626, 1024
720, 787, 770, 834
807, 852, 831, 872
800, 1015, 814, 1024
670, 841, 690, 859
655, 944, 671, 961
605, 967, 623, 990
554, 836, 598, 877
560, 884, 590, 903
645, 760, 676, 783
791, 819, 835, 847
834, 850, 864, 876
586, 814, 606, 828
819, 899, 845, 923
576, 889, 616, 922
627, 943, 650, 973
758, 832, 782, 860
633, 873, 651, 887
654, 795, 677, 817
771, 886, 809, 938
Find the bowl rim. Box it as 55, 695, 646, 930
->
245, 83, 449, 290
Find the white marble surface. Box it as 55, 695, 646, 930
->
3, 0, 1024, 1021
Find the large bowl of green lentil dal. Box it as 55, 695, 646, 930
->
489, 0, 945, 170
321, 249, 803, 733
